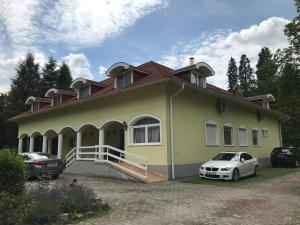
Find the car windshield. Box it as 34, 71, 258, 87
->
213, 153, 239, 161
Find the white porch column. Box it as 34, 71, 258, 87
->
42, 135, 48, 153
99, 129, 104, 160
18, 138, 23, 153
76, 131, 82, 159
57, 133, 63, 159
29, 136, 34, 153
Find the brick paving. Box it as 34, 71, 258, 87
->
58, 172, 300, 225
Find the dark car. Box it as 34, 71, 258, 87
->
271, 147, 300, 168
19, 152, 64, 179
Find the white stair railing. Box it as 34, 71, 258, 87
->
65, 147, 76, 167
73, 145, 148, 181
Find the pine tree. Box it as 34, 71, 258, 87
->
227, 57, 239, 93
57, 62, 72, 89
238, 54, 254, 97
9, 53, 41, 112
41, 57, 59, 94
255, 47, 278, 96
284, 0, 300, 57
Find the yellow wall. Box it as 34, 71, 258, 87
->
18, 84, 169, 165
172, 88, 281, 165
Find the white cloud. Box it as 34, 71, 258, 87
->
99, 66, 108, 75
159, 17, 290, 88
0, 0, 167, 92
63, 53, 93, 79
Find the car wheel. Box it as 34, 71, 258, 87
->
232, 169, 239, 182
254, 166, 259, 177
52, 174, 59, 179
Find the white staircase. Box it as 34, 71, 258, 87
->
65, 145, 167, 183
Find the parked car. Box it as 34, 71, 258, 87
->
19, 152, 64, 179
271, 147, 300, 168
199, 152, 259, 181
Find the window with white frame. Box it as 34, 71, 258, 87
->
223, 125, 233, 146
116, 72, 132, 89
205, 121, 219, 146
191, 72, 206, 88
79, 86, 90, 98
32, 102, 39, 112
262, 128, 269, 137
239, 126, 248, 146
52, 95, 60, 106
252, 129, 259, 146
131, 117, 161, 144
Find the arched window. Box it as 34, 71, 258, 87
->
130, 116, 161, 145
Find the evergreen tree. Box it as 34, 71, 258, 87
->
238, 54, 254, 97
9, 53, 41, 112
284, 0, 300, 57
255, 47, 278, 96
41, 57, 59, 94
227, 57, 239, 93
57, 62, 72, 89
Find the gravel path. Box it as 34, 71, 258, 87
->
50, 171, 300, 225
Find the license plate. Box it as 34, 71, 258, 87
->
47, 163, 57, 168
207, 171, 216, 175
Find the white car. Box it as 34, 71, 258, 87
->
199, 152, 259, 181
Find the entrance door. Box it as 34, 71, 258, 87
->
51, 137, 58, 156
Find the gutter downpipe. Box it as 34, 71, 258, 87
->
169, 83, 185, 180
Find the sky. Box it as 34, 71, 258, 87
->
0, 0, 297, 92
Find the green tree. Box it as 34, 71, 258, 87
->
41, 57, 59, 94
255, 47, 278, 96
57, 62, 72, 89
238, 54, 254, 97
284, 0, 300, 57
227, 57, 239, 93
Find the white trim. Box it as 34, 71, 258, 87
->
45, 88, 58, 98
19, 133, 29, 138
76, 123, 99, 132
42, 128, 58, 136
106, 62, 130, 75
99, 119, 123, 129
30, 131, 42, 137
194, 62, 215, 76
128, 114, 162, 146
238, 125, 248, 147
205, 120, 219, 146
223, 123, 234, 146
70, 77, 87, 89
58, 126, 76, 134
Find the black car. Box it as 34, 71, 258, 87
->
19, 152, 64, 179
271, 147, 300, 168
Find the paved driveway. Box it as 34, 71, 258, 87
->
60, 172, 300, 225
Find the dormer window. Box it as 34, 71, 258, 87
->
79, 86, 90, 98
32, 102, 39, 112
191, 72, 206, 88
52, 95, 61, 106
116, 72, 132, 89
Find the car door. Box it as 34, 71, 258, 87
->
238, 153, 248, 177
244, 153, 256, 176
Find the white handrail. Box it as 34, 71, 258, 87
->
75, 145, 148, 181
65, 147, 76, 167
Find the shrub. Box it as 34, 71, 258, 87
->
0, 192, 31, 225
0, 149, 27, 195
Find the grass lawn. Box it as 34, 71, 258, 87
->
181, 167, 300, 188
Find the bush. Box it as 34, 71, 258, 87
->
0, 149, 26, 195
0, 192, 31, 225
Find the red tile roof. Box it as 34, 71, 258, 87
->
8, 61, 287, 121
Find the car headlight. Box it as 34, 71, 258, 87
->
200, 166, 204, 170
221, 167, 231, 171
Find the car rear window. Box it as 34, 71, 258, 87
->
29, 153, 49, 160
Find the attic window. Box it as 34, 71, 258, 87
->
52, 95, 61, 106
116, 72, 132, 89
191, 72, 206, 88
79, 86, 90, 98
32, 102, 39, 112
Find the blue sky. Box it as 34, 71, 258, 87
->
0, 0, 296, 92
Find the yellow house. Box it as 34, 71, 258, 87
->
9, 60, 288, 182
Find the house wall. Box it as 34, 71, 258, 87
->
17, 83, 169, 172
171, 87, 281, 178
